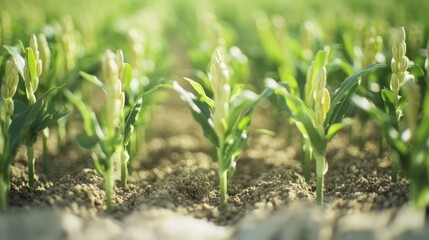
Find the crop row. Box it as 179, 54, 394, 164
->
1, 0, 429, 212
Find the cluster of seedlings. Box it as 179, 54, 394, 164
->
1, 0, 429, 213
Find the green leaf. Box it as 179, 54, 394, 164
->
220, 86, 274, 175
184, 77, 206, 96
255, 13, 282, 64
326, 123, 345, 140
388, 128, 408, 155
123, 97, 143, 146
64, 89, 104, 140
396, 95, 407, 112
3, 45, 25, 78
80, 71, 106, 92
352, 95, 385, 121
306, 50, 328, 96
8, 88, 64, 157
141, 83, 163, 97
409, 62, 425, 79
184, 77, 214, 107
414, 89, 429, 148
171, 81, 218, 146
270, 79, 326, 155
352, 95, 406, 155
232, 86, 274, 132
326, 63, 385, 129
222, 131, 247, 172
9, 99, 43, 157
278, 65, 299, 94
342, 34, 356, 62
76, 134, 99, 149
381, 89, 396, 114
332, 58, 354, 76
26, 48, 36, 80
123, 63, 133, 90
227, 89, 258, 128
195, 70, 213, 97
32, 102, 69, 135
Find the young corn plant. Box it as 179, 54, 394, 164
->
0, 58, 18, 210
355, 27, 411, 182
382, 27, 410, 182
37, 33, 52, 176
49, 16, 83, 152
121, 27, 169, 172
354, 28, 429, 192
172, 47, 273, 204
65, 49, 147, 211
353, 76, 428, 208
342, 26, 385, 150
1, 56, 66, 209
268, 49, 383, 204
23, 35, 44, 187
3, 34, 58, 187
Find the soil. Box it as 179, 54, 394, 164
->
4, 90, 411, 235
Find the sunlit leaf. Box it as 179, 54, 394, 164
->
326, 63, 385, 128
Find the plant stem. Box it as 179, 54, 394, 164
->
104, 164, 114, 212
391, 150, 399, 182
316, 174, 324, 205
0, 174, 8, 211
303, 139, 312, 182
359, 120, 368, 150
121, 150, 129, 189
127, 133, 137, 173
27, 143, 35, 188
219, 169, 227, 205
57, 118, 67, 151
314, 151, 326, 205
127, 128, 145, 174
42, 128, 49, 176
217, 142, 228, 204
1, 119, 11, 210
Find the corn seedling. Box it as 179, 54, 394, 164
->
380, 27, 410, 182
254, 12, 302, 93
9, 35, 47, 187
121, 25, 169, 171
254, 13, 328, 161
0, 58, 18, 210
37, 33, 52, 176
342, 26, 386, 151
2, 0, 429, 215
65, 49, 153, 210
354, 28, 429, 204
3, 34, 68, 188
269, 49, 383, 204
19, 34, 63, 187
358, 27, 411, 182
0, 54, 66, 208
172, 47, 273, 204
353, 75, 429, 208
